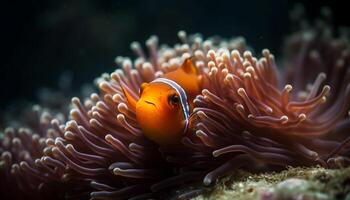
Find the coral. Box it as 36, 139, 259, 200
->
1, 6, 350, 200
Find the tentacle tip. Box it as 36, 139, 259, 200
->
112, 94, 123, 102
243, 50, 252, 58
266, 107, 273, 113
50, 118, 59, 126
323, 85, 331, 94
178, 30, 186, 38
281, 115, 289, 124
146, 35, 158, 47
207, 49, 216, 58
130, 41, 140, 50
319, 72, 326, 79
117, 114, 125, 122
54, 137, 63, 145
201, 89, 209, 95
210, 67, 218, 74
237, 88, 245, 96
298, 113, 307, 121
112, 167, 121, 175
285, 84, 293, 92
262, 48, 270, 56
196, 111, 206, 118
311, 153, 319, 160
66, 144, 74, 151
117, 102, 128, 110
203, 177, 212, 186
192, 107, 200, 113
105, 134, 113, 141
195, 130, 205, 137
212, 151, 220, 157
128, 143, 137, 149
63, 131, 73, 140
89, 118, 98, 126
231, 49, 240, 57
19, 161, 27, 168
236, 104, 244, 111
243, 72, 252, 78
51, 147, 59, 154
71, 97, 80, 105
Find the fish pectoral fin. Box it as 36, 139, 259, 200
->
120, 84, 138, 110
182, 57, 198, 75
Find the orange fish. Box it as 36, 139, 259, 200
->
122, 58, 201, 145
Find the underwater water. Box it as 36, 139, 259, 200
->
1, 0, 350, 200
2, 0, 348, 111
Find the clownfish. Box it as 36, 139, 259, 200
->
122, 58, 201, 145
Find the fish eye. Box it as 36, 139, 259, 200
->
168, 94, 180, 106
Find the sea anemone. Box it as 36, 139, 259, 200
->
0, 105, 68, 199
163, 28, 350, 188
1, 6, 350, 200
37, 34, 248, 199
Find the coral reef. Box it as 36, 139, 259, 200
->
1, 6, 350, 200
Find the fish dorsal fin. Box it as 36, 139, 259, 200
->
139, 82, 149, 95
120, 84, 138, 110
181, 57, 198, 75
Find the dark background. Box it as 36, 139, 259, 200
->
0, 0, 349, 109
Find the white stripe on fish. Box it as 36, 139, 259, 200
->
151, 78, 190, 133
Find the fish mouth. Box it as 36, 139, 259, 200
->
144, 100, 156, 106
